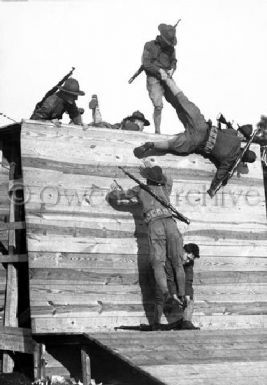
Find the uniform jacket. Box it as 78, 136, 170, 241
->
198, 128, 241, 190
123, 174, 173, 217
31, 92, 81, 124
142, 36, 177, 78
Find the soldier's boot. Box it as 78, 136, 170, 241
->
133, 141, 154, 159
180, 320, 200, 330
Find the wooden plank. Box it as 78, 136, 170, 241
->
143, 361, 267, 378
85, 332, 267, 384
81, 346, 91, 385
0, 254, 28, 263
31, 315, 267, 334
156, 376, 267, 385
20, 121, 263, 176
0, 327, 35, 354
21, 170, 266, 212
25, 221, 267, 245
25, 213, 267, 238
28, 252, 267, 271
89, 329, 267, 339
26, 234, 267, 255
28, 282, 267, 297
29, 268, 267, 285
0, 222, 25, 231
29, 301, 267, 318
3, 161, 18, 372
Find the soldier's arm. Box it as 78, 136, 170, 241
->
31, 97, 54, 120
107, 185, 140, 205
66, 103, 83, 126
208, 159, 234, 196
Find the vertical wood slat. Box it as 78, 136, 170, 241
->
34, 343, 46, 380
2, 162, 18, 373
81, 346, 91, 385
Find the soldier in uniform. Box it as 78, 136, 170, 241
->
120, 111, 150, 131
142, 23, 177, 134
31, 78, 85, 126
134, 70, 256, 197
108, 163, 186, 328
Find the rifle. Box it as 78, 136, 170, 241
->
119, 166, 190, 225
34, 67, 75, 110
128, 65, 144, 84
128, 19, 182, 84
213, 126, 261, 195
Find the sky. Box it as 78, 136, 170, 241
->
0, 0, 267, 134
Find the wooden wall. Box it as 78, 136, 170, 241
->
20, 120, 267, 334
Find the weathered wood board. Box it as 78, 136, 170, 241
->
0, 162, 9, 327
20, 120, 267, 333
87, 329, 267, 385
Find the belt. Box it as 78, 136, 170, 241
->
144, 207, 172, 223
203, 125, 218, 154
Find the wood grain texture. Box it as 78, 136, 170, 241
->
20, 120, 267, 334
83, 330, 267, 385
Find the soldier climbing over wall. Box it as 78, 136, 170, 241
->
133, 70, 257, 197
107, 161, 186, 330
31, 76, 85, 126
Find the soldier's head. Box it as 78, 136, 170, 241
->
237, 124, 253, 140
58, 78, 85, 104
241, 149, 256, 163
126, 111, 150, 132
183, 243, 200, 265
158, 23, 177, 47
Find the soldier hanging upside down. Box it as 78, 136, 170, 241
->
134, 69, 257, 198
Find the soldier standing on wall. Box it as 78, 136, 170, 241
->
141, 22, 179, 134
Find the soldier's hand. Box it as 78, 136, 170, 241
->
110, 182, 120, 191
82, 124, 89, 131
159, 69, 168, 81
142, 159, 153, 168
51, 119, 62, 127
167, 69, 174, 78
